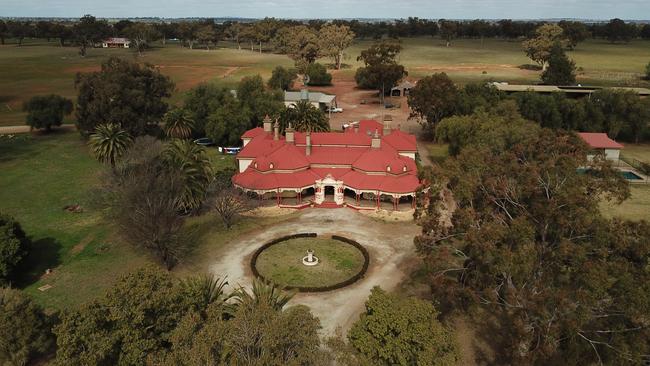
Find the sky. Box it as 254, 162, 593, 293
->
2, 0, 649, 20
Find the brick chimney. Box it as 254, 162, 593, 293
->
286, 123, 295, 144
273, 119, 279, 141
306, 131, 312, 156
383, 114, 392, 135
263, 115, 272, 133
371, 129, 381, 149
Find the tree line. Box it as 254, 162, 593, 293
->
2, 16, 649, 49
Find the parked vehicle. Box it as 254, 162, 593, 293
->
193, 138, 214, 146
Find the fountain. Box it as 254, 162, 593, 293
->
302, 249, 319, 266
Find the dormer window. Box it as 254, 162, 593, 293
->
269, 163, 274, 169
386, 166, 391, 172
402, 165, 407, 172
254, 162, 258, 169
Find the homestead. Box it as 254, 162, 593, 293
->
101, 37, 131, 48
233, 116, 420, 210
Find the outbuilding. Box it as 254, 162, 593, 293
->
577, 132, 624, 161
102, 38, 131, 48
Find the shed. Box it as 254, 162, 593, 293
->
577, 132, 624, 161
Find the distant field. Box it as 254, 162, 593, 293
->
2, 37, 650, 127
601, 185, 650, 222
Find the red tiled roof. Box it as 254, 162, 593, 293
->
233, 120, 421, 194
242, 127, 266, 139
577, 133, 624, 149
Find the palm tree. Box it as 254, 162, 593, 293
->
88, 123, 132, 170
233, 279, 295, 311
181, 275, 233, 312
163, 139, 214, 212
280, 100, 330, 132
163, 108, 195, 139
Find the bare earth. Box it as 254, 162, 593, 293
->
208, 208, 420, 337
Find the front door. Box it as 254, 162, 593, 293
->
324, 186, 335, 201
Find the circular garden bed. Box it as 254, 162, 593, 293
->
251, 233, 370, 292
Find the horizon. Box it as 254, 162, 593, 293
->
2, 0, 650, 21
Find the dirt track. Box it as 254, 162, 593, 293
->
208, 208, 419, 337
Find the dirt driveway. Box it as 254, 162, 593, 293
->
208, 208, 420, 337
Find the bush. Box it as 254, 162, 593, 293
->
0, 288, 56, 365
23, 94, 73, 132
268, 66, 297, 90
305, 63, 332, 86
0, 213, 30, 285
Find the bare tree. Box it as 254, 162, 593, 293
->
210, 172, 257, 229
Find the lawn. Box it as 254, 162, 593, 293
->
0, 131, 288, 309
3, 37, 650, 127
601, 185, 650, 222
621, 143, 650, 164
254, 236, 366, 288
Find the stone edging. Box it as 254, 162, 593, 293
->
250, 233, 370, 293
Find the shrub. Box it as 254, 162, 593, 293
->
305, 63, 332, 86
23, 94, 73, 132
0, 288, 55, 365
0, 213, 30, 285
268, 66, 297, 90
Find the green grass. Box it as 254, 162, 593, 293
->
0, 131, 290, 309
600, 185, 650, 222
0, 132, 149, 308
255, 236, 365, 288
3, 37, 650, 127
425, 142, 450, 164
621, 143, 650, 164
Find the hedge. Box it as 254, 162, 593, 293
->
250, 233, 370, 293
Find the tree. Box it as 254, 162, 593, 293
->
279, 100, 330, 132
163, 108, 195, 139
408, 73, 460, 139
225, 22, 244, 49
605, 18, 637, 43
522, 23, 569, 70
6, 21, 33, 46
0, 213, 30, 285
347, 287, 458, 365
177, 21, 198, 49
73, 15, 110, 57
414, 118, 647, 363
88, 123, 133, 170
196, 24, 218, 50
588, 89, 650, 142
105, 138, 186, 269
438, 19, 458, 47
541, 42, 577, 85
273, 25, 321, 65
23, 94, 73, 132
54, 267, 190, 365
183, 83, 233, 137
0, 288, 55, 365
253, 18, 278, 53
318, 24, 355, 69
124, 22, 160, 56
355, 41, 407, 104
558, 20, 590, 49
0, 20, 7, 45
211, 171, 256, 229
163, 139, 214, 213
51, 23, 73, 46
268, 66, 297, 91
206, 99, 252, 147
75, 57, 174, 136
235, 75, 284, 128
305, 62, 332, 86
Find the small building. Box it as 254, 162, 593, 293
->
102, 38, 131, 48
233, 116, 420, 210
284, 89, 336, 112
391, 80, 415, 97
577, 132, 624, 161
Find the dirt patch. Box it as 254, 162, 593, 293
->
70, 233, 95, 255
208, 208, 420, 337
243, 206, 296, 217
357, 208, 415, 222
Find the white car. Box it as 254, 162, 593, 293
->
328, 107, 343, 113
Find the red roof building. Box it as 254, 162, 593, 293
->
233, 116, 420, 209
577, 132, 623, 161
